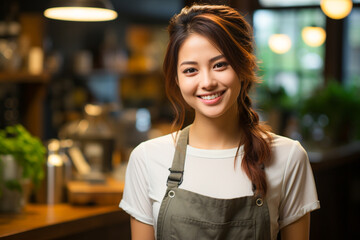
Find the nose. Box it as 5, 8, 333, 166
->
200, 71, 217, 90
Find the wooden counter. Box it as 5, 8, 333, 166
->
0, 204, 130, 240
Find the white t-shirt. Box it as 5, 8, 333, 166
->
119, 132, 320, 240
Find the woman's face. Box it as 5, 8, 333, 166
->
177, 33, 241, 120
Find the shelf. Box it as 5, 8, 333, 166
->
0, 71, 50, 138
0, 72, 50, 83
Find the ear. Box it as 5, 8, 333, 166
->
175, 76, 179, 86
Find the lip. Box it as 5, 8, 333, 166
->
197, 90, 226, 105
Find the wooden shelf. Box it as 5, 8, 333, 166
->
0, 72, 50, 83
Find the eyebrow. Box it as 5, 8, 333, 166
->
179, 54, 225, 66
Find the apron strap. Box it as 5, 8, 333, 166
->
167, 125, 190, 188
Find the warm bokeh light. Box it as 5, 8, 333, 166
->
268, 34, 292, 54
302, 26, 327, 47
85, 104, 102, 116
320, 0, 353, 19
44, 7, 118, 22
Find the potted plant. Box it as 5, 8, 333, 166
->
300, 81, 360, 148
0, 124, 46, 212
256, 85, 297, 135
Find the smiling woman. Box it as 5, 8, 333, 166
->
176, 34, 241, 120
120, 4, 320, 240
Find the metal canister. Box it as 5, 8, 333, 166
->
36, 139, 64, 204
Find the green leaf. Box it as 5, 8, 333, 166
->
0, 124, 46, 193
5, 179, 22, 193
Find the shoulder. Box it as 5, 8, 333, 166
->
132, 133, 176, 155
270, 133, 303, 149
129, 132, 177, 170
266, 133, 309, 183
270, 133, 307, 161
125, 133, 177, 188
126, 133, 178, 201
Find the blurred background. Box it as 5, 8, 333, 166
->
0, 0, 359, 239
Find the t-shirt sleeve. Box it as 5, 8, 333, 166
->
278, 141, 320, 229
119, 143, 154, 225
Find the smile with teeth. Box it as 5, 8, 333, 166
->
198, 91, 224, 100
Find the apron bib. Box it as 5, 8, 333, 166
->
157, 126, 271, 240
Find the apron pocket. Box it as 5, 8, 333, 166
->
170, 215, 255, 240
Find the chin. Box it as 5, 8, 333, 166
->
197, 110, 230, 119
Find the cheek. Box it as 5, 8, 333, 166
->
177, 82, 194, 107
230, 77, 242, 100
178, 84, 191, 101
177, 77, 191, 94
176, 79, 187, 98
177, 81, 197, 107
224, 73, 241, 90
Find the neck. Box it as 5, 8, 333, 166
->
189, 107, 242, 150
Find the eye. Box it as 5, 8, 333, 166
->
183, 68, 197, 74
213, 62, 229, 70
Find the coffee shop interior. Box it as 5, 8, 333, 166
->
0, 0, 359, 239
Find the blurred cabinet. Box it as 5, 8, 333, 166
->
0, 12, 48, 138
309, 142, 360, 240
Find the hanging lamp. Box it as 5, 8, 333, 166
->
44, 0, 118, 22
302, 26, 326, 47
268, 34, 292, 54
320, 0, 353, 20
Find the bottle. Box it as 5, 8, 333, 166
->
36, 139, 64, 204
4, 0, 21, 72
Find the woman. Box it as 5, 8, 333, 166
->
120, 4, 320, 240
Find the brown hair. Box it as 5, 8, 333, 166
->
163, 4, 272, 197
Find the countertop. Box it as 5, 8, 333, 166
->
0, 203, 130, 240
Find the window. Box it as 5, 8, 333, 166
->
259, 0, 319, 7
253, 9, 326, 99
344, 8, 360, 87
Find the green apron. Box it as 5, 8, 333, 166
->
157, 126, 271, 240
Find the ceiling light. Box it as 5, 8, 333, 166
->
302, 26, 326, 47
320, 0, 353, 20
44, 0, 118, 22
268, 34, 292, 54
